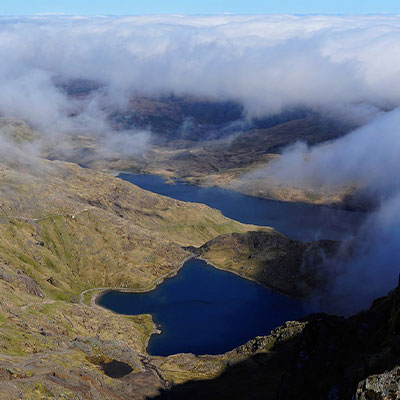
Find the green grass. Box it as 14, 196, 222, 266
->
125, 314, 155, 349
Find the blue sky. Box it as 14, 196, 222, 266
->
1, 0, 400, 15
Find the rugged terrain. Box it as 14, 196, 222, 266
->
0, 153, 397, 399
0, 160, 259, 292
0, 112, 395, 399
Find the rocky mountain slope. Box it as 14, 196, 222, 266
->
0, 155, 265, 298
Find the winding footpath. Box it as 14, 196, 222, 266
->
1, 208, 92, 223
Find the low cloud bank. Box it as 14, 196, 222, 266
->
263, 109, 400, 197
1, 15, 400, 128
257, 108, 400, 314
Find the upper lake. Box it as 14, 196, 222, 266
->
118, 173, 364, 241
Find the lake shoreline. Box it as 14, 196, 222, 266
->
92, 253, 195, 310
109, 170, 370, 212
92, 251, 305, 315
195, 255, 309, 300
91, 253, 307, 355
81, 253, 195, 353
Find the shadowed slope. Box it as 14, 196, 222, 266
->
150, 276, 400, 400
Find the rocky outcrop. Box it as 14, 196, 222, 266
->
194, 230, 341, 297
0, 265, 44, 298
357, 366, 400, 400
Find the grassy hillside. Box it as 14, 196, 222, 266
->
0, 158, 265, 298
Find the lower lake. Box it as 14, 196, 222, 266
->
97, 258, 306, 356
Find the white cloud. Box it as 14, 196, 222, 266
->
1, 14, 400, 124
256, 106, 400, 314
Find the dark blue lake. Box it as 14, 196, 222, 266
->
98, 258, 306, 356
98, 173, 364, 356
118, 173, 364, 241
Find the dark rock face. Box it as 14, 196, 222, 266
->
356, 366, 400, 400
46, 276, 55, 286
